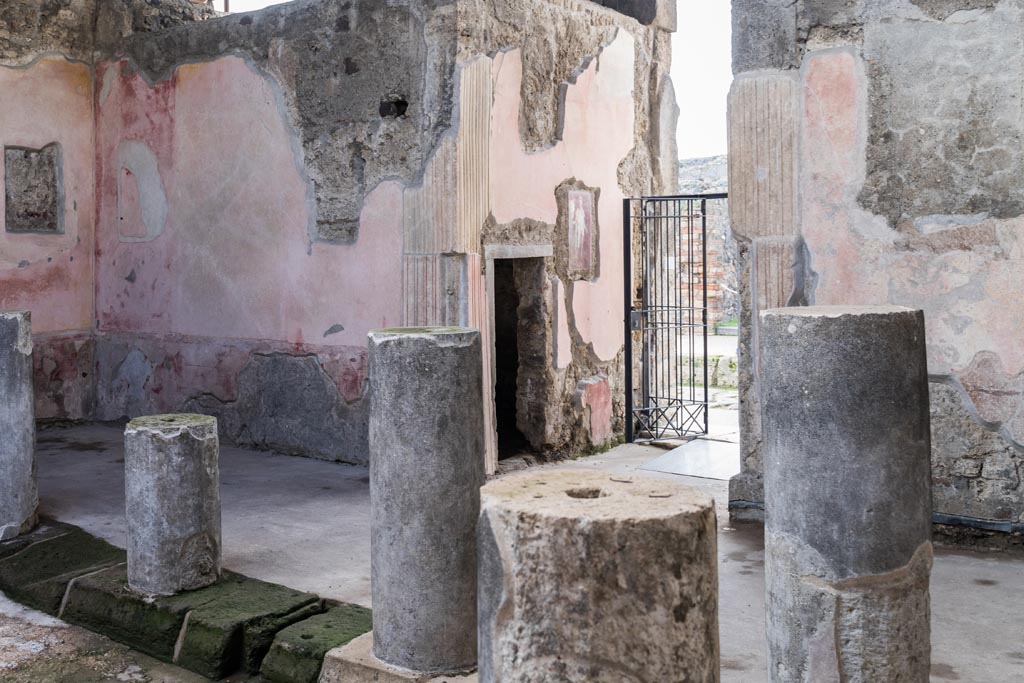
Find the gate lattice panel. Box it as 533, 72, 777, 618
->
623, 194, 726, 442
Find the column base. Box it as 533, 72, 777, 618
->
728, 471, 765, 522
319, 632, 477, 683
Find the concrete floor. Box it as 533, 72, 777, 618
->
22, 423, 1024, 682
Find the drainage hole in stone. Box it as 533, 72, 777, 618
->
379, 96, 409, 118
566, 487, 605, 499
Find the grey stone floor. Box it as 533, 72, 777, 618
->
9, 423, 1024, 682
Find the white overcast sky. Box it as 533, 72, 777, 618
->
672, 1, 731, 159
214, 0, 731, 160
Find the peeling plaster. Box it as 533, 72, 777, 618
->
116, 140, 166, 242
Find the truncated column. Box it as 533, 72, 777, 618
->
478, 470, 719, 683
368, 327, 485, 675
125, 414, 221, 595
0, 311, 37, 541
760, 306, 932, 682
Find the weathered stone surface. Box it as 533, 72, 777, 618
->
590, 0, 676, 30
478, 470, 719, 683
729, 243, 764, 517
760, 306, 932, 682
61, 564, 195, 661
732, 0, 800, 73
368, 328, 484, 674
574, 374, 613, 447
188, 352, 370, 465
655, 75, 680, 194
124, 414, 221, 596
261, 602, 372, 683
859, 3, 1024, 225
0, 0, 96, 63
32, 332, 96, 421
93, 335, 371, 465
0, 518, 69, 561
727, 74, 800, 240
117, 0, 457, 244
4, 144, 62, 234
93, 0, 215, 54
320, 632, 479, 683
0, 523, 124, 615
175, 574, 322, 678
0, 311, 37, 541
929, 380, 1024, 526
62, 562, 323, 679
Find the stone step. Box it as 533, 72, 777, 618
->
0, 519, 373, 682
261, 601, 373, 683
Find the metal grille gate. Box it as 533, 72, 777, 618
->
623, 193, 727, 442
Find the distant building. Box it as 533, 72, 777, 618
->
677, 155, 739, 328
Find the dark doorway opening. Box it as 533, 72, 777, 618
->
493, 259, 532, 459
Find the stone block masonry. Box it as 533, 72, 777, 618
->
0, 311, 37, 541
124, 413, 221, 595
368, 328, 485, 675
477, 470, 719, 683
760, 306, 932, 682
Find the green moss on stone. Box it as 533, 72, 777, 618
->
127, 413, 216, 430
2, 520, 341, 682
0, 519, 72, 560
175, 572, 323, 678
61, 564, 196, 661
64, 564, 324, 679
0, 524, 124, 614
260, 602, 373, 683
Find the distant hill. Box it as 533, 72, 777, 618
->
678, 155, 727, 195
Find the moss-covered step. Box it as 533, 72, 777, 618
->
175, 572, 323, 678
260, 601, 373, 683
61, 562, 324, 680
61, 563, 206, 662
0, 519, 71, 560
0, 520, 125, 614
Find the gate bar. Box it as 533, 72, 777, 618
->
623, 197, 633, 443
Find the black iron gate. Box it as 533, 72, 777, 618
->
623, 193, 727, 442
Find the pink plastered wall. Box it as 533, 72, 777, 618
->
94, 56, 403, 350
489, 32, 636, 363
0, 57, 95, 335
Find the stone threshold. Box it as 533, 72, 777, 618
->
320, 632, 478, 683
0, 518, 371, 683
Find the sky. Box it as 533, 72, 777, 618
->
671, 0, 732, 160
213, 0, 733, 160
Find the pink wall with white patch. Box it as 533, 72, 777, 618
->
94, 56, 403, 349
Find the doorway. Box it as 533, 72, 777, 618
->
493, 258, 531, 458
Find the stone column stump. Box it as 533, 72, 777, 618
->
125, 414, 221, 596
0, 311, 37, 541
368, 327, 485, 675
759, 306, 932, 682
477, 470, 720, 683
